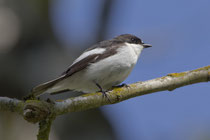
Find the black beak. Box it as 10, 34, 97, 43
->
142, 43, 152, 48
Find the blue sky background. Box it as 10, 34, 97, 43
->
50, 0, 210, 140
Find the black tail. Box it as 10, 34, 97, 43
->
30, 76, 66, 96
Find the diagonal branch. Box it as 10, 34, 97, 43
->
54, 65, 210, 115
0, 65, 209, 121
0, 65, 209, 140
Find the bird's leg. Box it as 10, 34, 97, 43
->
95, 83, 111, 103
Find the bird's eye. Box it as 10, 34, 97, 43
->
131, 38, 140, 44
131, 38, 136, 42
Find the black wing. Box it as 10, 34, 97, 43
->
62, 54, 100, 76
62, 41, 121, 76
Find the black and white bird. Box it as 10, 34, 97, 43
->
30, 34, 152, 97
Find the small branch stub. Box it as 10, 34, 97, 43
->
23, 100, 54, 123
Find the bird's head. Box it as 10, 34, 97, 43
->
114, 34, 152, 49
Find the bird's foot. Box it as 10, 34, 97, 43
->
113, 83, 130, 88
96, 83, 112, 103
101, 90, 112, 103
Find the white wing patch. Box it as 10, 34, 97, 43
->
71, 48, 106, 65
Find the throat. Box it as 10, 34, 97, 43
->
125, 43, 143, 56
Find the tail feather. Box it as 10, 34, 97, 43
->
30, 76, 66, 96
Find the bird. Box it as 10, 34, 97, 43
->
29, 34, 152, 98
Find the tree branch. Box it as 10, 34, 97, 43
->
0, 65, 209, 140
54, 65, 210, 115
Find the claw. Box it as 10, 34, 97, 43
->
96, 83, 112, 103
113, 83, 130, 88
101, 91, 112, 103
